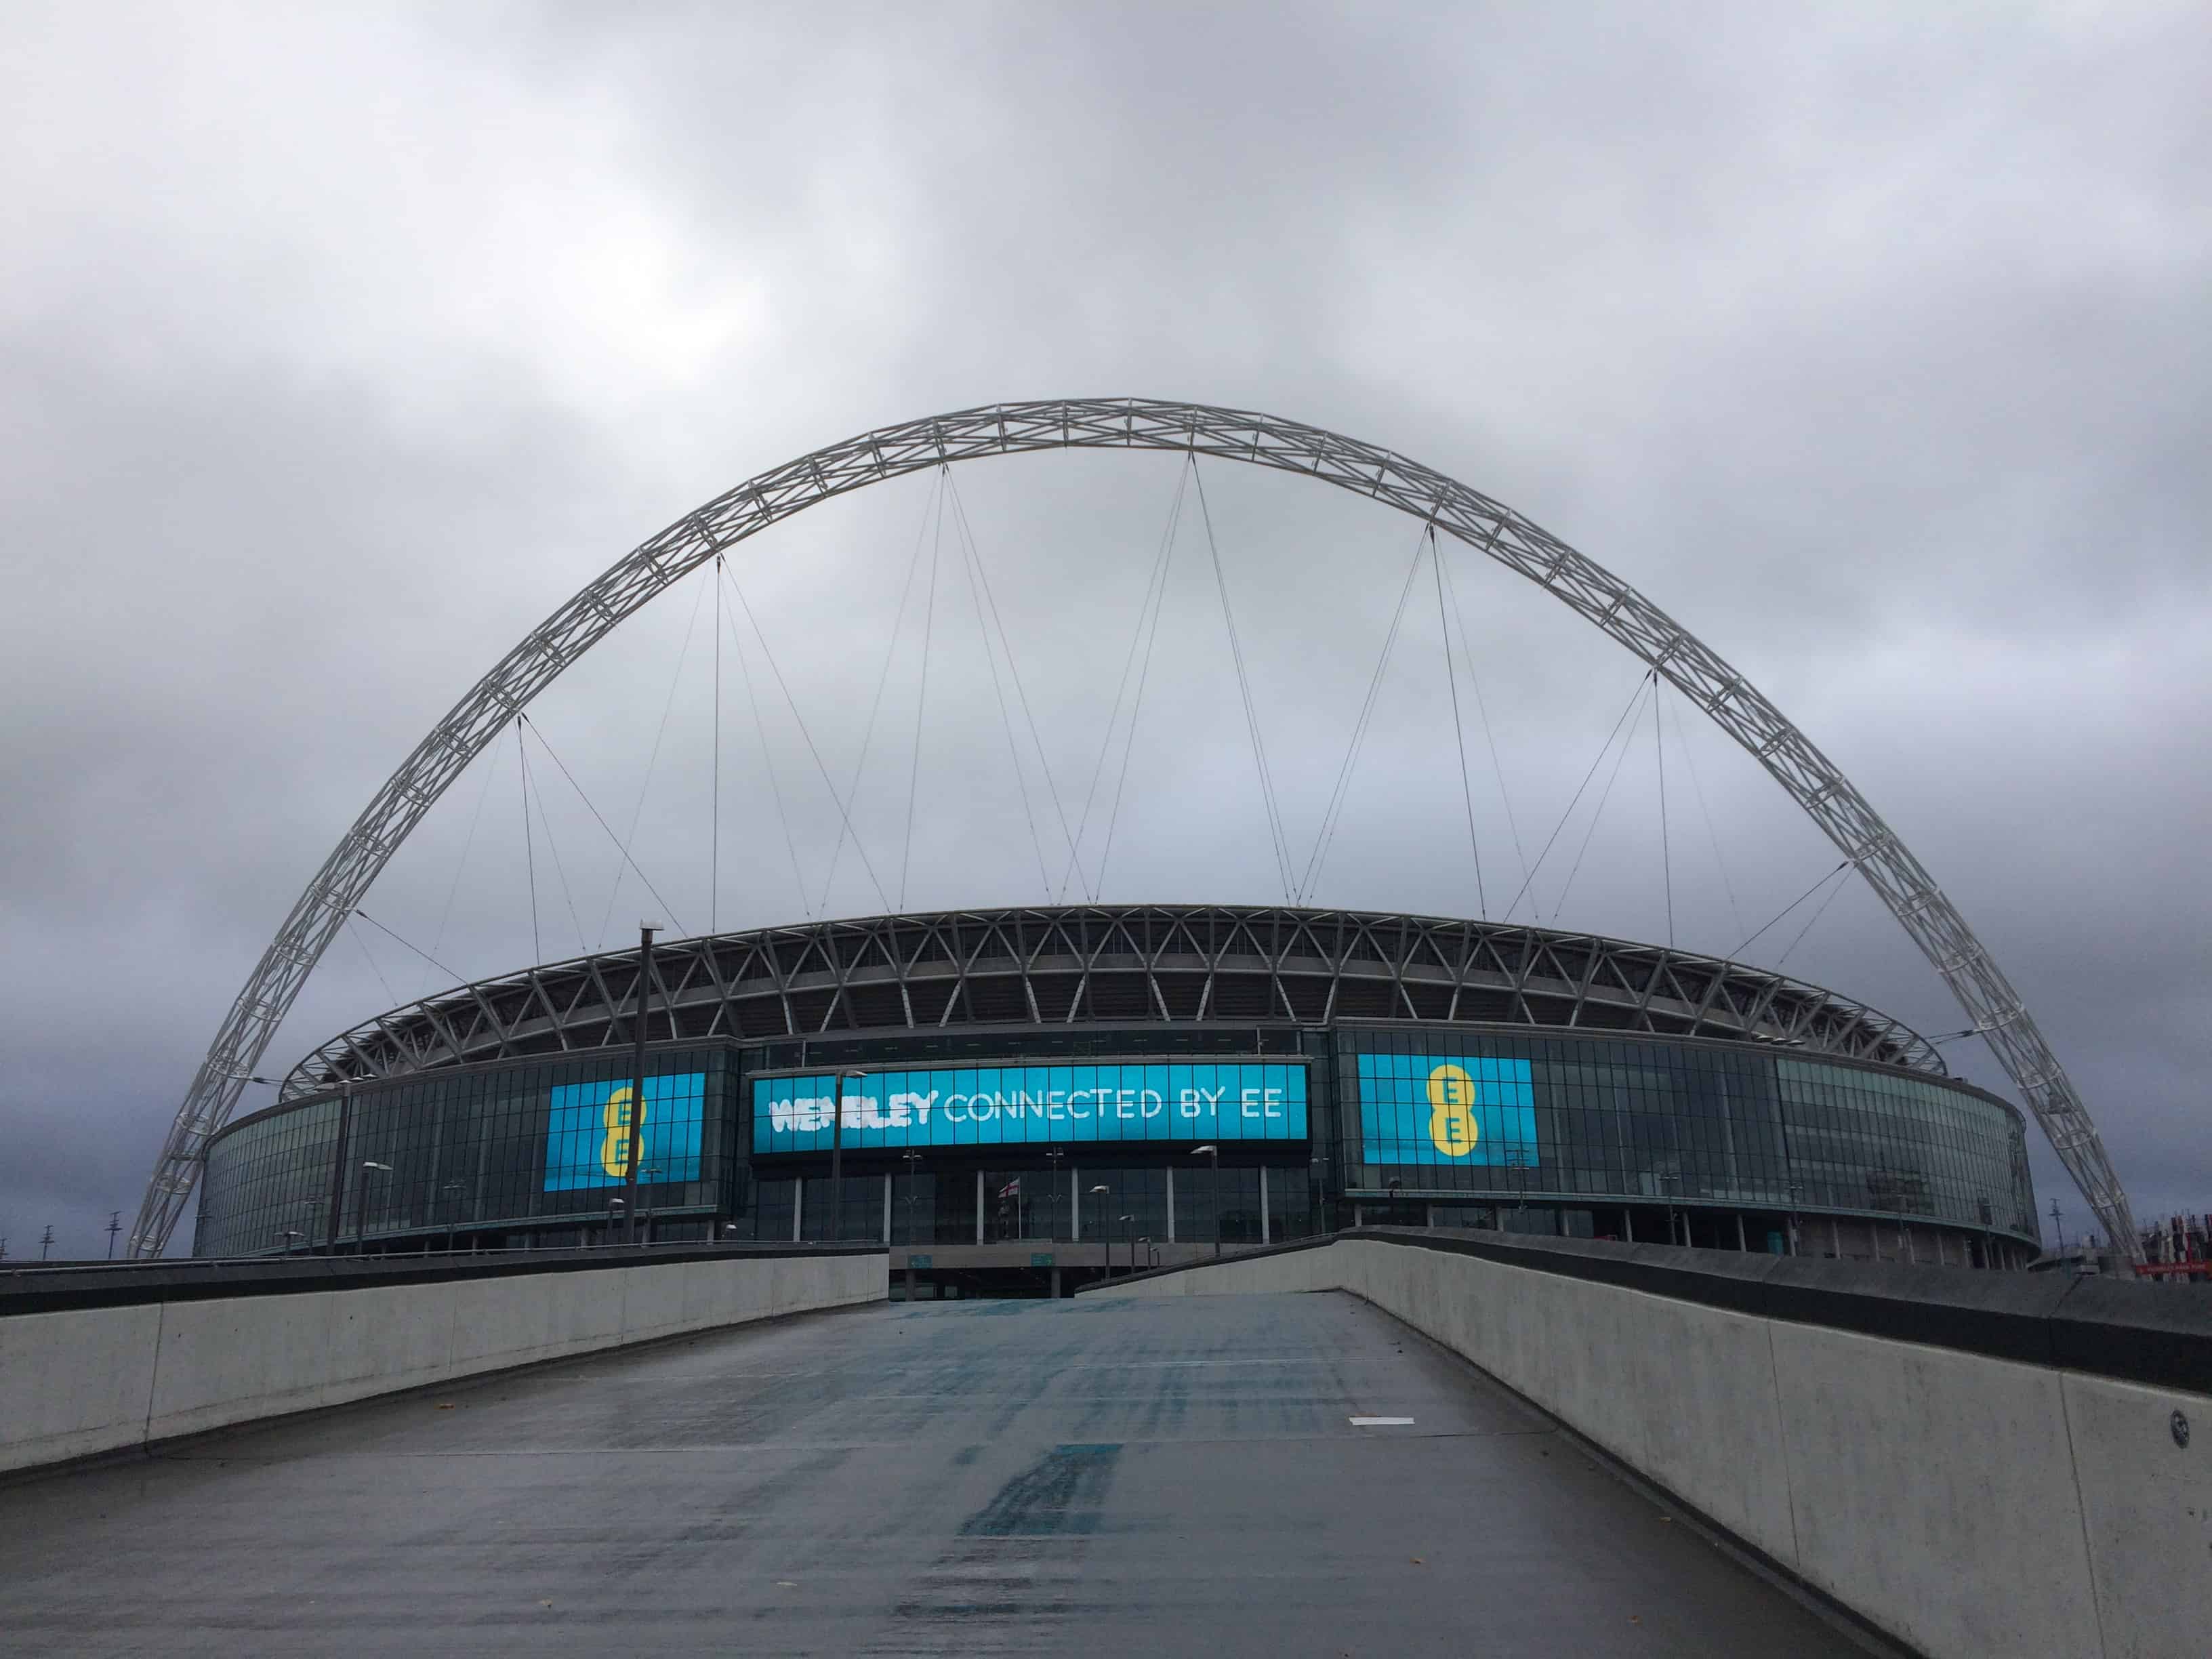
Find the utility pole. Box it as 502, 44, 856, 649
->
40, 1225, 56, 1261
625, 924, 660, 1245
2049, 1197, 2066, 1262
106, 1211, 122, 1260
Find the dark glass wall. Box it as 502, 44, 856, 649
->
1334, 1028, 2035, 1238
194, 1050, 737, 1257
198, 1026, 2034, 1255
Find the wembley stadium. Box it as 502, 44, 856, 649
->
194, 902, 2041, 1289
140, 396, 2131, 1275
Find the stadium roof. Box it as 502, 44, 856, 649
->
281, 904, 1944, 1100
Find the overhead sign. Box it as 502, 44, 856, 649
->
752, 1061, 1307, 1153
544, 1071, 705, 1191
1357, 1053, 1537, 1168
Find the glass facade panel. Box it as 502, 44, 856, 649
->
1335, 1029, 2033, 1238
194, 1050, 735, 1257
199, 1025, 2036, 1257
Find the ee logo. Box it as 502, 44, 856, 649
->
598, 1085, 645, 1179
1426, 1064, 1479, 1158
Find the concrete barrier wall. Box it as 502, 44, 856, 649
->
1105, 1235, 2209, 1659
1, 1248, 882, 1476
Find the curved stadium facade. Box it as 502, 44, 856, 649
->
195, 905, 2041, 1280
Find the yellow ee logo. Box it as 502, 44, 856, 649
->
1426, 1064, 1480, 1158
598, 1086, 644, 1179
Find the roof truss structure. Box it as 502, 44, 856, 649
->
279, 904, 1940, 1090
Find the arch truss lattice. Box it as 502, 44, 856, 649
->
129, 398, 2141, 1261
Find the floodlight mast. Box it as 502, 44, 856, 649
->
127, 398, 2142, 1263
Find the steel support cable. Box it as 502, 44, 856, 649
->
1776, 863, 1855, 969
1654, 675, 1673, 948
1093, 484, 1182, 899
1432, 529, 1489, 920
1734, 859, 1853, 958
716, 570, 811, 920
1297, 527, 1429, 904
596, 568, 708, 948
134, 398, 2139, 1262
353, 907, 462, 984
944, 470, 1078, 890
420, 737, 503, 1000
813, 469, 942, 916
520, 723, 589, 956
516, 720, 541, 964
1663, 687, 1745, 943
1058, 460, 1187, 903
897, 483, 945, 911
944, 474, 1057, 899
1499, 668, 1656, 925
722, 567, 893, 913
1436, 551, 1532, 907
1189, 459, 1296, 904
520, 713, 687, 937
711, 554, 722, 936
342, 912, 400, 1008
1551, 674, 1656, 925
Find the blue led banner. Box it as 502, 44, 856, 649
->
1357, 1052, 1537, 1168
544, 1072, 705, 1191
752, 1061, 1307, 1153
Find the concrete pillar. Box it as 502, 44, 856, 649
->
974, 1169, 984, 1244
1050, 1265, 1062, 1299
792, 1181, 803, 1243
1166, 1164, 1175, 1242
1261, 1166, 1271, 1244
882, 1173, 892, 1244
1735, 1214, 1746, 1252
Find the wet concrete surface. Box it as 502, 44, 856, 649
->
0, 1290, 1864, 1656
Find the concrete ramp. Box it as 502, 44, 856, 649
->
1099, 1228, 2212, 1659
0, 1284, 1865, 1656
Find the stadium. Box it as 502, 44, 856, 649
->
142, 397, 2135, 1275
194, 901, 2042, 1290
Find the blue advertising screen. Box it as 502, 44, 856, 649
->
752, 1061, 1307, 1154
1357, 1052, 1537, 1168
544, 1072, 705, 1191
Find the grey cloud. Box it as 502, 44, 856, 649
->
1, 2, 2205, 1258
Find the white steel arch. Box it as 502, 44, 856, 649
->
129, 398, 2142, 1260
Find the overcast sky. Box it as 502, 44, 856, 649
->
3, 3, 2205, 1260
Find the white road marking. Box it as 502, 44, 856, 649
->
1349, 1416, 1416, 1427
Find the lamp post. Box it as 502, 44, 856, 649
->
833, 1068, 867, 1242
356, 1161, 392, 1251
1118, 1215, 1133, 1277
607, 1195, 626, 1244
623, 924, 661, 1244
326, 1073, 359, 1254
1045, 1147, 1065, 1240
1191, 1144, 1221, 1259
276, 1227, 304, 1254
1088, 1184, 1110, 1278
441, 1183, 465, 1254
901, 1150, 923, 1246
